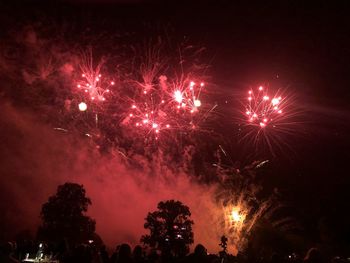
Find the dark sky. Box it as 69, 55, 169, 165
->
1, 0, 350, 246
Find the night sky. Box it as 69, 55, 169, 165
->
1, 0, 350, 251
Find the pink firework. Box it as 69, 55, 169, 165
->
239, 85, 299, 155
127, 103, 170, 139
124, 76, 206, 140
76, 72, 114, 102
171, 81, 204, 114
245, 86, 284, 129
76, 50, 115, 102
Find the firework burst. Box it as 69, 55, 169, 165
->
237, 85, 301, 156
124, 75, 206, 140
214, 153, 301, 254
76, 50, 115, 102
171, 80, 204, 114
117, 38, 217, 144
245, 86, 285, 128
215, 161, 264, 253
71, 49, 122, 134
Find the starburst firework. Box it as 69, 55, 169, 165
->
237, 85, 301, 156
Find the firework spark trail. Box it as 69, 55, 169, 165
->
214, 155, 301, 254
74, 50, 118, 130
213, 156, 274, 253
76, 55, 115, 102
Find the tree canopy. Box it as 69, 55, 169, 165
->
141, 200, 194, 257
38, 182, 96, 245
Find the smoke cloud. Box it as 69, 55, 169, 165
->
0, 102, 224, 253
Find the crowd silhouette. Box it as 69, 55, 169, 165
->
0, 240, 348, 263
1, 184, 348, 263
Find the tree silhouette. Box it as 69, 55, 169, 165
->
141, 200, 194, 257
219, 235, 228, 259
38, 182, 96, 245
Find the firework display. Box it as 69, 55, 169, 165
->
55, 48, 301, 254
0, 26, 303, 255
52, 48, 301, 254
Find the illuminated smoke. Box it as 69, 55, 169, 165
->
0, 103, 223, 253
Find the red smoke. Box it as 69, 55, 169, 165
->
0, 102, 223, 253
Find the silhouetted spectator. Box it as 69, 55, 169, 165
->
70, 244, 92, 263
185, 244, 209, 263
100, 245, 109, 263
0, 242, 20, 263
133, 245, 146, 263
54, 240, 69, 262
270, 253, 283, 263
110, 245, 120, 263
116, 243, 133, 263
148, 249, 160, 263
304, 248, 323, 263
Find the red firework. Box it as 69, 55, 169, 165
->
76, 50, 115, 103
239, 85, 300, 155
124, 76, 206, 140
76, 72, 114, 102
245, 86, 285, 129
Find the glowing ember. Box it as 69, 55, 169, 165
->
271, 97, 281, 106
230, 207, 246, 224
78, 102, 87, 111
194, 99, 201, 107
174, 90, 183, 103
